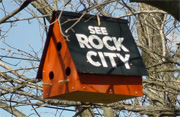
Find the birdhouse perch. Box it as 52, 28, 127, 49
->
37, 11, 148, 103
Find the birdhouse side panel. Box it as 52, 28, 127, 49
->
42, 19, 79, 98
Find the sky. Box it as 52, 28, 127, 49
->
1, 1, 149, 116
0, 1, 138, 116
0, 1, 76, 117
1, 1, 180, 117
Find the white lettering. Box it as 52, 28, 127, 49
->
86, 51, 131, 69
86, 51, 101, 67
101, 27, 108, 35
103, 36, 116, 51
76, 34, 92, 48
104, 52, 117, 68
98, 52, 108, 67
89, 35, 103, 49
94, 27, 101, 34
76, 34, 129, 52
88, 26, 95, 34
116, 54, 130, 69
112, 37, 129, 52
88, 26, 108, 35
76, 28, 131, 70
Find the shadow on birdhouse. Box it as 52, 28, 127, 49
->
37, 11, 148, 104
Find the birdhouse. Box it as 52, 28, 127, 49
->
37, 11, 148, 103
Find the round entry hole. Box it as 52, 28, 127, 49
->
49, 71, 54, 80
57, 42, 62, 51
65, 67, 71, 76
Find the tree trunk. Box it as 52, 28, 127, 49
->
138, 3, 176, 109
75, 107, 94, 117
80, 109, 94, 117
103, 107, 114, 117
130, 0, 180, 21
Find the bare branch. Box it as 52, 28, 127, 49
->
0, 100, 26, 117
0, 0, 35, 24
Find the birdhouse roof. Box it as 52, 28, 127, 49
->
37, 11, 148, 79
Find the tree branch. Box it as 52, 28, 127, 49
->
0, 0, 35, 24
0, 100, 26, 117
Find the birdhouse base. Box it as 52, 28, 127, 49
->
43, 73, 142, 104
47, 91, 137, 104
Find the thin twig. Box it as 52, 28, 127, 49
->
0, 0, 35, 24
